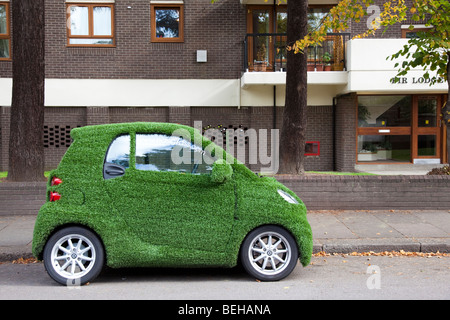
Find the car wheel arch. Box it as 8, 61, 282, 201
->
38, 223, 106, 261
238, 224, 299, 251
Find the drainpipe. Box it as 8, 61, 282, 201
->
332, 96, 337, 171
273, 85, 277, 130
237, 78, 241, 109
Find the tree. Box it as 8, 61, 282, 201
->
256, 0, 410, 174
278, 0, 309, 174
7, 0, 45, 182
293, 0, 449, 165
276, 0, 401, 174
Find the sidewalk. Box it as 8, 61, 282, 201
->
0, 210, 449, 262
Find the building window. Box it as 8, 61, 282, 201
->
356, 95, 442, 163
358, 96, 411, 128
66, 3, 115, 47
0, 2, 11, 60
401, 26, 432, 38
151, 3, 184, 43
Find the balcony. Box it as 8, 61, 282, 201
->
241, 32, 350, 87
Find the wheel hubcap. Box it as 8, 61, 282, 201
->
247, 231, 291, 276
50, 234, 96, 280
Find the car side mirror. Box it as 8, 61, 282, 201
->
211, 159, 233, 183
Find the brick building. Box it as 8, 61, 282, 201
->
0, 0, 448, 172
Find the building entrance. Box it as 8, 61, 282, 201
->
357, 95, 445, 164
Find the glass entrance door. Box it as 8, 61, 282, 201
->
357, 95, 412, 163
412, 96, 441, 162
357, 95, 443, 164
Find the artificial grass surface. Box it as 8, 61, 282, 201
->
32, 122, 313, 269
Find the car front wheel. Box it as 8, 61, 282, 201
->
43, 226, 104, 286
240, 225, 298, 281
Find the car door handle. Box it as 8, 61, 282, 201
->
106, 168, 124, 175
104, 163, 126, 180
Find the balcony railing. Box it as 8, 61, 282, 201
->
244, 33, 351, 72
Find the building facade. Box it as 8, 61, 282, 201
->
0, 0, 448, 172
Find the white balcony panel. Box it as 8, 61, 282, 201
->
0, 78, 12, 106
241, 71, 348, 88
42, 79, 240, 107
346, 39, 447, 94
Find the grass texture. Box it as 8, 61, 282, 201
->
32, 122, 313, 269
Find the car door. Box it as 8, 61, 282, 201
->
103, 133, 236, 256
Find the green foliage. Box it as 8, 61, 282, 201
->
390, 0, 449, 83
32, 122, 313, 269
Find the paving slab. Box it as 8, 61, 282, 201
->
334, 211, 404, 238
308, 212, 358, 239
372, 211, 449, 238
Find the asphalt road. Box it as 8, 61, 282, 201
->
0, 255, 449, 301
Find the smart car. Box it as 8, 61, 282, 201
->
32, 122, 313, 286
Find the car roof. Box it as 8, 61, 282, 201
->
71, 122, 196, 140
70, 121, 237, 164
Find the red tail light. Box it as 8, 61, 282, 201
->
50, 192, 61, 202
51, 177, 62, 186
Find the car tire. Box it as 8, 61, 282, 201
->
240, 225, 298, 281
43, 226, 104, 286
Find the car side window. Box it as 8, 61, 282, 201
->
105, 134, 131, 169
135, 134, 215, 174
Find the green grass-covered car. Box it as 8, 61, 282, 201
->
32, 122, 313, 286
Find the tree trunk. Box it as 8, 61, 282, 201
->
7, 0, 45, 182
278, 0, 308, 174
446, 53, 450, 164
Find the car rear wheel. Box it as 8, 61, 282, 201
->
43, 226, 104, 286
240, 225, 298, 281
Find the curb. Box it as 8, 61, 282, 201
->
1, 240, 448, 263
313, 238, 450, 254
0, 245, 33, 262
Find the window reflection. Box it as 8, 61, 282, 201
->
418, 135, 436, 156
155, 8, 180, 38
358, 96, 411, 127
106, 135, 131, 168
136, 134, 215, 174
93, 7, 112, 36
0, 5, 7, 34
0, 39, 8, 58
70, 6, 90, 36
357, 135, 411, 162
418, 98, 437, 127
252, 9, 270, 64
308, 7, 332, 33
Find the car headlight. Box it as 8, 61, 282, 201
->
277, 189, 299, 204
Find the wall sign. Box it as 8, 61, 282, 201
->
390, 76, 446, 85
